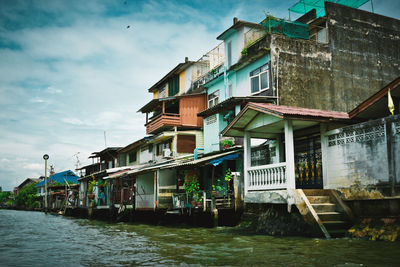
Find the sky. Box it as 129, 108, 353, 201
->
0, 0, 399, 191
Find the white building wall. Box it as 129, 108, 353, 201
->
325, 117, 400, 191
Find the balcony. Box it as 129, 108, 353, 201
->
145, 113, 181, 134
247, 162, 287, 191
244, 27, 267, 47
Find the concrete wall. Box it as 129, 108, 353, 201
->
269, 2, 400, 112
326, 2, 400, 111
204, 113, 220, 154
325, 115, 400, 196
139, 145, 153, 164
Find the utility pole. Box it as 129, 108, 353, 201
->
43, 154, 49, 212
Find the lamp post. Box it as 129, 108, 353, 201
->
43, 154, 49, 212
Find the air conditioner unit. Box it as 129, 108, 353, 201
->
163, 148, 172, 158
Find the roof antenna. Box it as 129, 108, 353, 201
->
73, 152, 81, 170
104, 131, 107, 147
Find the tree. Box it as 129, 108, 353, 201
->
15, 183, 40, 209
0, 191, 12, 203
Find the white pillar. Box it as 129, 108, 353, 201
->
320, 123, 328, 189
243, 131, 251, 196
284, 120, 295, 189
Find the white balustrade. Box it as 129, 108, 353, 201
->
247, 162, 287, 190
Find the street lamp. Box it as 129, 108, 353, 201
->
43, 154, 49, 212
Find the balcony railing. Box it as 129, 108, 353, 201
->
172, 190, 234, 211
189, 42, 225, 90
244, 27, 267, 47
146, 113, 181, 134
190, 64, 225, 91
247, 162, 287, 191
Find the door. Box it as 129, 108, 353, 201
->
295, 136, 323, 189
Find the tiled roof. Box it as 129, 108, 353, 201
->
248, 102, 350, 119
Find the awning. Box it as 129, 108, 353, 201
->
174, 149, 242, 168
209, 153, 239, 166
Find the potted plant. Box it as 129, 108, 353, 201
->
221, 139, 233, 149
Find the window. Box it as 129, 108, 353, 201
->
156, 139, 172, 156
227, 41, 232, 67
177, 135, 195, 153
168, 75, 179, 96
128, 151, 137, 163
250, 63, 270, 94
208, 90, 219, 108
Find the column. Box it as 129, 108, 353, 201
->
320, 123, 328, 189
284, 120, 295, 189
243, 131, 251, 196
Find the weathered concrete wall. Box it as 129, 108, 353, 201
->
326, 2, 400, 111
325, 115, 400, 196
270, 2, 400, 112
270, 35, 332, 110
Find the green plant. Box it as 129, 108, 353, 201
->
241, 47, 248, 56
221, 139, 233, 148
224, 168, 233, 182
15, 183, 40, 209
0, 191, 12, 203
184, 175, 200, 196
212, 178, 224, 192
88, 178, 96, 193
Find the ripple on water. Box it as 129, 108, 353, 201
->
1, 210, 400, 266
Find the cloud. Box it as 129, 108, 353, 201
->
23, 163, 43, 170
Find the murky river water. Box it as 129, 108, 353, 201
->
1, 210, 399, 266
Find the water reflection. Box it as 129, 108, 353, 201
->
0, 210, 398, 266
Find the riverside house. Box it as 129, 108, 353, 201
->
35, 170, 79, 211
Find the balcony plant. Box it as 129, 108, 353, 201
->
221, 139, 233, 149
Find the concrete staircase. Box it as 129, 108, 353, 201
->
299, 189, 355, 238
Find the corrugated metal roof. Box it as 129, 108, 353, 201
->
248, 102, 350, 119
36, 170, 79, 187
174, 149, 242, 167
126, 161, 178, 176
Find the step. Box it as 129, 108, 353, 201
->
307, 196, 331, 204
317, 211, 343, 221
312, 203, 336, 213
302, 189, 331, 196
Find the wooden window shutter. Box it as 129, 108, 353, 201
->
168, 75, 179, 96
177, 135, 196, 153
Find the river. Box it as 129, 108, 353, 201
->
0, 209, 399, 266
